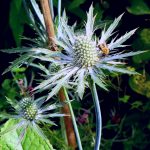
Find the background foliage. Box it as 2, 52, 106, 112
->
0, 0, 150, 149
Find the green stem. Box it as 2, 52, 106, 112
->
60, 115, 68, 144
90, 81, 102, 150
63, 87, 83, 150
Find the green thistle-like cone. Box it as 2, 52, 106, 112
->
20, 97, 38, 121
23, 104, 38, 121
20, 97, 33, 108
73, 36, 99, 67
49, 63, 61, 73
0, 94, 64, 142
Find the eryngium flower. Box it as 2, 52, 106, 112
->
33, 5, 144, 100
0, 96, 65, 140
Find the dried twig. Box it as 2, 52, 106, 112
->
40, 0, 56, 50
39, 0, 77, 149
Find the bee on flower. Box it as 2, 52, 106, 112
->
98, 42, 110, 55
0, 3, 146, 150
33, 5, 144, 100
1, 4, 144, 100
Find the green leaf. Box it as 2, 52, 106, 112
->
12, 67, 26, 73
132, 29, 150, 63
133, 29, 150, 50
24, 125, 54, 150
68, 0, 86, 10
129, 74, 150, 98
1, 79, 11, 90
127, 0, 150, 15
3, 53, 32, 74
119, 95, 130, 103
1, 79, 17, 100
9, 0, 27, 46
131, 101, 143, 109
0, 119, 54, 150
140, 29, 150, 47
133, 51, 150, 64
0, 120, 23, 150
5, 97, 17, 109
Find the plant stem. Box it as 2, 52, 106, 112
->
60, 117, 68, 144
63, 87, 83, 150
58, 88, 77, 149
90, 81, 102, 150
39, 0, 77, 149
40, 0, 55, 50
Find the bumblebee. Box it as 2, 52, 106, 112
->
98, 43, 109, 55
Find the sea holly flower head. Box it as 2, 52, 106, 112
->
20, 97, 38, 120
72, 35, 99, 67
1, 4, 144, 100
0, 96, 65, 140
33, 5, 144, 100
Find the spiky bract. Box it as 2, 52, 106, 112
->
0, 96, 65, 140
1, 4, 145, 99
32, 5, 144, 100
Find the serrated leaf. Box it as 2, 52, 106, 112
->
0, 119, 54, 150
23, 125, 54, 150
0, 120, 23, 150
3, 53, 32, 74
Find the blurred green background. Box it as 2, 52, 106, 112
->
0, 0, 150, 150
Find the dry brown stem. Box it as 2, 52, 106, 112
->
39, 0, 77, 149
